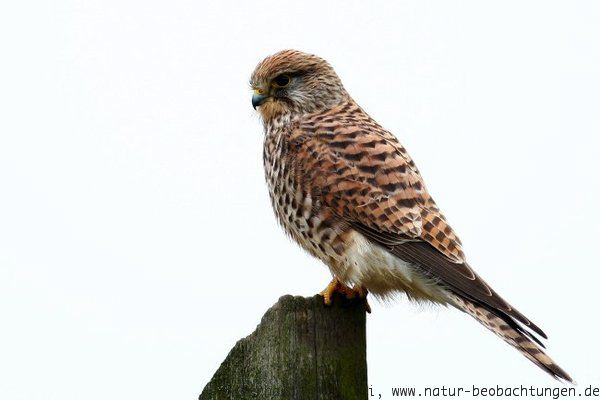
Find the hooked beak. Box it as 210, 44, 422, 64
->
252, 89, 269, 109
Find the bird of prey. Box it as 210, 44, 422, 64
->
250, 49, 571, 382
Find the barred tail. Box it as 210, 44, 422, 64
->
448, 293, 572, 382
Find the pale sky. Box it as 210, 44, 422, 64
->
1, 1, 599, 399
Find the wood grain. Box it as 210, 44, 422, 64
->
199, 294, 368, 400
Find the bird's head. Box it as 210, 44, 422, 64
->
250, 50, 349, 123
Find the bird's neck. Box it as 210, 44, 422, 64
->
263, 112, 296, 131
263, 96, 354, 132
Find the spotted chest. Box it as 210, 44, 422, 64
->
262, 123, 349, 270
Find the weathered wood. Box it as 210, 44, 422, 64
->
199, 293, 368, 400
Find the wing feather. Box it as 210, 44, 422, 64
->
292, 106, 546, 339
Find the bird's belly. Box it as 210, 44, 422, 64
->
269, 187, 343, 265
264, 143, 347, 265
340, 231, 450, 304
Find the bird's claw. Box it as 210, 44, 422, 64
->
319, 278, 372, 313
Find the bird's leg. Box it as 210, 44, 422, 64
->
319, 278, 372, 313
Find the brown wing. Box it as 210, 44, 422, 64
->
292, 106, 465, 262
291, 103, 546, 338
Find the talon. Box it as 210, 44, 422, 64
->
319, 278, 350, 305
319, 279, 372, 313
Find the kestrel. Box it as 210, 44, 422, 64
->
250, 49, 571, 382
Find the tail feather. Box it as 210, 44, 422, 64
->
448, 293, 572, 382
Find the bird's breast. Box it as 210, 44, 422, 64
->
262, 128, 349, 268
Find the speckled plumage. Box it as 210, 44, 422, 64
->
250, 49, 571, 382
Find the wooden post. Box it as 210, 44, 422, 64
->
199, 293, 368, 400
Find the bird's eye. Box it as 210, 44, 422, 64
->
272, 74, 291, 87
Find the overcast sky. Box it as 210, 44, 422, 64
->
1, 1, 599, 399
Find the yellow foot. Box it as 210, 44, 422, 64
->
319, 278, 372, 313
